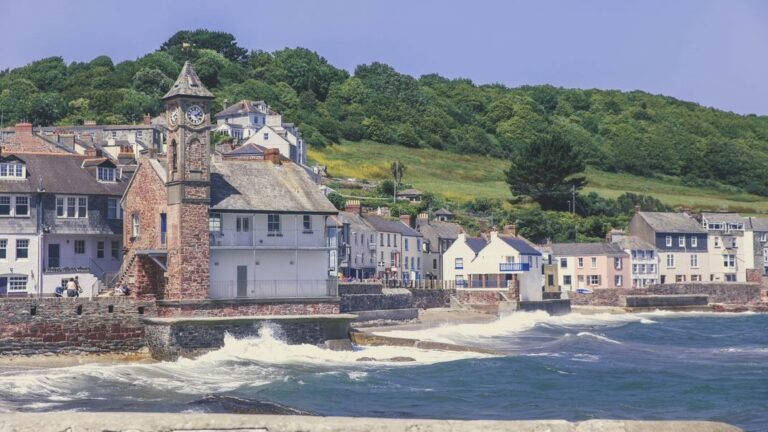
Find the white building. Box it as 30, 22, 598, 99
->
608, 231, 660, 288
442, 231, 543, 302
214, 100, 307, 165
700, 213, 754, 282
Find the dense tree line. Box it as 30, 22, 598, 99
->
2, 29, 768, 194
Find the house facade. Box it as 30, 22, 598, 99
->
748, 217, 768, 276
551, 243, 630, 291
699, 213, 753, 282
362, 213, 423, 283
335, 201, 378, 279
629, 211, 709, 283
608, 231, 660, 288
442, 231, 543, 301
120, 62, 338, 304
214, 100, 306, 165
0, 150, 125, 296
415, 212, 461, 280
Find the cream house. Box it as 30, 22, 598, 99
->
700, 213, 753, 282
551, 243, 631, 291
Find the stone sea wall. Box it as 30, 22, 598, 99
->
0, 298, 155, 355
156, 298, 340, 317
570, 283, 762, 307
339, 288, 413, 313
409, 288, 456, 309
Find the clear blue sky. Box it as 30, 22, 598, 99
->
1, 0, 767, 114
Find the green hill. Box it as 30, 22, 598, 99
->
310, 140, 768, 213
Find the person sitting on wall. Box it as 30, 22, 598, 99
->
53, 286, 64, 297
66, 278, 78, 298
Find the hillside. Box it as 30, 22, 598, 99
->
2, 29, 768, 197
310, 140, 768, 213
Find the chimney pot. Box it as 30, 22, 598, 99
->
14, 123, 33, 134
399, 214, 413, 228
264, 148, 281, 165
503, 224, 518, 236
346, 199, 361, 215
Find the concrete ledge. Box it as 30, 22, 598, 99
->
155, 297, 341, 307
141, 313, 357, 326
352, 308, 419, 322
0, 413, 742, 432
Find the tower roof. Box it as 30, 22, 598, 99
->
163, 61, 215, 99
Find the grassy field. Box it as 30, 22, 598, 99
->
309, 140, 768, 213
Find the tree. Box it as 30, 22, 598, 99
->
161, 30, 248, 62
391, 160, 407, 186
505, 129, 587, 210
327, 192, 345, 210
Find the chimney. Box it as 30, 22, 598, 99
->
84, 120, 96, 126
264, 148, 281, 165
417, 212, 429, 222
143, 114, 151, 125
84, 148, 98, 158
346, 199, 361, 215
400, 214, 413, 228
503, 224, 517, 236
14, 123, 33, 134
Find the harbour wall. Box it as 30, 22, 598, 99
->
570, 283, 762, 307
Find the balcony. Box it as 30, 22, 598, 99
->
209, 279, 338, 299
209, 229, 328, 249
499, 262, 530, 272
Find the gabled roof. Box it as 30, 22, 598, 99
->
362, 214, 422, 237
434, 208, 454, 216
636, 211, 706, 234
339, 211, 375, 233
215, 99, 267, 117
749, 217, 768, 232
550, 242, 627, 257
81, 158, 114, 168
418, 220, 461, 249
397, 188, 422, 196
225, 142, 266, 157
701, 212, 747, 225
209, 158, 337, 214
613, 235, 655, 251
466, 237, 487, 254
0, 152, 126, 196
498, 235, 541, 256
163, 61, 214, 99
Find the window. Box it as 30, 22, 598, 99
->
591, 257, 597, 268
380, 233, 383, 246
236, 216, 250, 232
678, 236, 685, 247
14, 196, 28, 216
8, 276, 27, 292
577, 257, 584, 268
111, 241, 120, 259
691, 236, 698, 248
548, 274, 555, 286
724, 254, 736, 268
648, 264, 656, 273
111, 131, 117, 138
404, 238, 409, 251
303, 215, 312, 232
455, 276, 467, 288
676, 275, 686, 283
131, 214, 140, 237
560, 258, 567, 268
0, 162, 24, 178
563, 275, 572, 285
761, 233, 768, 242
57, 196, 87, 218
648, 250, 654, 259
690, 254, 699, 268
714, 236, 721, 248
417, 239, 422, 251
74, 240, 85, 254
725, 274, 737, 282
107, 198, 122, 219
433, 259, 437, 269
615, 275, 623, 287
691, 275, 702, 282
97, 241, 105, 259
263, 133, 269, 140
666, 235, 672, 247
15, 239, 29, 259
614, 257, 622, 270
98, 167, 116, 182
387, 234, 391, 247
666, 254, 675, 268
0, 239, 5, 259
267, 214, 281, 235
209, 213, 221, 232
455, 257, 464, 269
632, 264, 638, 274
0, 196, 9, 216
638, 264, 646, 274
588, 275, 600, 286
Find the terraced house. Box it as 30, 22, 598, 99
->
0, 150, 126, 296
699, 213, 754, 283
550, 242, 630, 291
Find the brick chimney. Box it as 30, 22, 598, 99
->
346, 199, 361, 215
400, 214, 413, 228
84, 120, 96, 126
503, 224, 518, 236
264, 148, 281, 165
143, 114, 151, 125
84, 148, 98, 158
14, 123, 33, 134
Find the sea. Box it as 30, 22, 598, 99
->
0, 311, 765, 431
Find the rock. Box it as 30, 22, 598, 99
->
356, 357, 377, 362
355, 356, 416, 362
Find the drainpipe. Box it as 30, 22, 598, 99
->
36, 192, 43, 297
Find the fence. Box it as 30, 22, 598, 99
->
209, 229, 326, 248
209, 279, 339, 299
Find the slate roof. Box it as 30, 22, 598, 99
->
701, 212, 747, 225
499, 235, 542, 255
163, 61, 215, 99
339, 211, 375, 233
637, 211, 706, 234
0, 153, 126, 196
749, 217, 768, 232
209, 158, 337, 214
465, 237, 487, 254
434, 208, 454, 216
215, 99, 267, 117
225, 142, 267, 157
362, 214, 422, 237
418, 220, 461, 251
397, 188, 423, 196
550, 242, 627, 257
613, 235, 655, 251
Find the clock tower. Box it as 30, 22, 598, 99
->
162, 61, 215, 300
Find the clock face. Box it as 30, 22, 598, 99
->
186, 105, 205, 126
168, 108, 179, 126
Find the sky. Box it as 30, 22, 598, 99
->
1, 0, 767, 115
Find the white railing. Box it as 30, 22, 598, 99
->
209, 229, 326, 248
209, 279, 339, 299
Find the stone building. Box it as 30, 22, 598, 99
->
119, 62, 339, 313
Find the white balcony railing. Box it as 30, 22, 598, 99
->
209, 229, 327, 248
209, 279, 339, 299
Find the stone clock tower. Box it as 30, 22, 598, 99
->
162, 61, 215, 300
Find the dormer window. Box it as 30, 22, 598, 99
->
0, 162, 25, 179
98, 167, 116, 182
